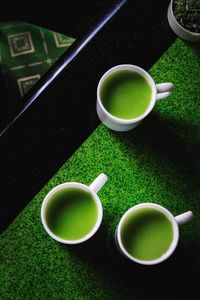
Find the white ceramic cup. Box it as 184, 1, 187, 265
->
97, 64, 174, 131
116, 203, 193, 265
41, 173, 108, 244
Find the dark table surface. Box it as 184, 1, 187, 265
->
0, 0, 175, 232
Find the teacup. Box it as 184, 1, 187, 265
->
116, 203, 193, 265
41, 173, 108, 244
97, 64, 174, 131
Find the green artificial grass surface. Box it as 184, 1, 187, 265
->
0, 39, 200, 299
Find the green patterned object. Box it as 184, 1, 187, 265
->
0, 39, 200, 299
0, 21, 75, 105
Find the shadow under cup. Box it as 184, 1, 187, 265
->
41, 183, 103, 244
116, 204, 179, 265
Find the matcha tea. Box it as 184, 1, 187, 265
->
121, 208, 173, 261
45, 188, 98, 240
100, 70, 152, 119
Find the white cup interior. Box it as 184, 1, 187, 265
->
41, 182, 103, 244
97, 64, 157, 124
117, 203, 179, 265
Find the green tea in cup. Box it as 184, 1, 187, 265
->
100, 69, 152, 119
120, 208, 173, 261
45, 188, 98, 240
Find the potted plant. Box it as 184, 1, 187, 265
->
168, 0, 200, 42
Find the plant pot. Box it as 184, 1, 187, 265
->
167, 0, 200, 42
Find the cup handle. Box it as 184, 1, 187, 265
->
156, 83, 174, 101
89, 173, 108, 193
175, 211, 194, 225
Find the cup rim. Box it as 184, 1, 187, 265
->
97, 64, 157, 124
117, 203, 179, 265
41, 182, 103, 244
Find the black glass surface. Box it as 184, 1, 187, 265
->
0, 0, 176, 232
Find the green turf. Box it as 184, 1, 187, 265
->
0, 39, 200, 299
